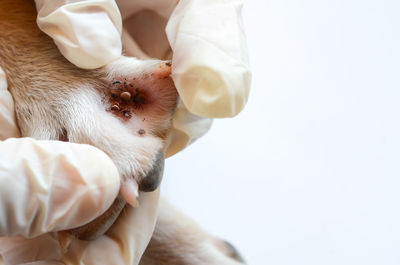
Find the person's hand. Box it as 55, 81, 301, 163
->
35, 0, 251, 157
0, 67, 159, 265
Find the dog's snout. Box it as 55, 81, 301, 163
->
139, 150, 165, 192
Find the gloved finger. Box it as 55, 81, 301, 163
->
35, 0, 122, 69
63, 189, 160, 265
165, 101, 213, 157
0, 67, 20, 140
0, 189, 158, 265
0, 233, 64, 265
0, 138, 120, 238
0, 174, 153, 265
166, 0, 251, 118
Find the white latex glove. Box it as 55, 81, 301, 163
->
0, 68, 159, 265
35, 0, 251, 157
35, 0, 123, 70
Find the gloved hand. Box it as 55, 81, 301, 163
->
0, 67, 160, 265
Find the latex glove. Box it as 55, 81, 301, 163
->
35, 0, 251, 157
0, 68, 159, 265
0, 190, 159, 265
167, 0, 251, 118
35, 0, 123, 70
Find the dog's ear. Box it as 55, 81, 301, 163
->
140, 200, 245, 265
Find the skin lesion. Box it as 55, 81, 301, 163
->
105, 80, 150, 121
102, 62, 178, 135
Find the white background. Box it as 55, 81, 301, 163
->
163, 1, 400, 264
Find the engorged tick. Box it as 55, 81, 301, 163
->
120, 91, 131, 101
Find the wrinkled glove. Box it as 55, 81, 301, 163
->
0, 68, 159, 265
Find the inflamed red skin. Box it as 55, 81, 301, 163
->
104, 61, 178, 139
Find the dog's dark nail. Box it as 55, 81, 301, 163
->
139, 150, 164, 192
120, 91, 131, 101
138, 129, 145, 135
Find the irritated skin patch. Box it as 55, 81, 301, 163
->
103, 62, 179, 138
107, 80, 148, 120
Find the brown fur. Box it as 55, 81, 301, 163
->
141, 201, 245, 265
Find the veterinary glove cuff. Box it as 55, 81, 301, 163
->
35, 0, 122, 69
0, 138, 120, 238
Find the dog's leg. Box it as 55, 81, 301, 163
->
140, 200, 245, 265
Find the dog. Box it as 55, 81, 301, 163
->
0, 0, 245, 264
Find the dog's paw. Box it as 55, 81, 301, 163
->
11, 57, 178, 240
63, 57, 178, 240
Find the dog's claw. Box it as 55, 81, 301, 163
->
121, 178, 139, 207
